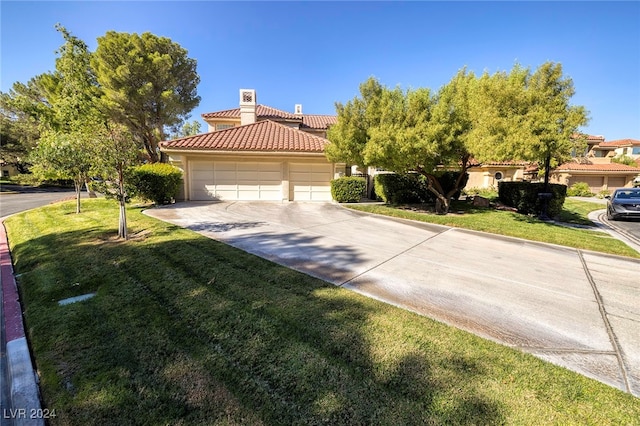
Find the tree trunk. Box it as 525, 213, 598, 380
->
118, 200, 127, 239
85, 179, 97, 198
74, 179, 82, 214
117, 165, 128, 239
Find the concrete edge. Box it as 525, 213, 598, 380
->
340, 204, 640, 262
1, 220, 43, 425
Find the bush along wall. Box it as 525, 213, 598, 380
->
129, 163, 183, 205
498, 181, 567, 218
331, 176, 366, 203
374, 172, 469, 204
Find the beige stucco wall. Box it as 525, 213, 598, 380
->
465, 166, 525, 190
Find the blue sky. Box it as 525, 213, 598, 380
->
2, 1, 639, 141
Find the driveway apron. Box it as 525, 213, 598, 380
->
144, 201, 640, 397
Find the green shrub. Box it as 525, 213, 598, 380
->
374, 172, 469, 204
330, 176, 366, 203
596, 189, 611, 199
612, 155, 637, 166
374, 173, 425, 203
498, 181, 567, 218
129, 163, 182, 205
566, 182, 593, 197
462, 186, 499, 199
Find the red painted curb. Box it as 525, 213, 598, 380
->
1, 221, 26, 342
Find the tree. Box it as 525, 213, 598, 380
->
27, 25, 105, 212
327, 75, 475, 214
328, 64, 589, 215
168, 119, 201, 139
91, 31, 201, 162
0, 76, 54, 173
468, 62, 589, 183
30, 130, 98, 213
93, 124, 140, 239
326, 77, 384, 169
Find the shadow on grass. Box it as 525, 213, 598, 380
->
10, 222, 506, 424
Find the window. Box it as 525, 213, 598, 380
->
494, 172, 503, 181
216, 124, 234, 131
632, 147, 640, 155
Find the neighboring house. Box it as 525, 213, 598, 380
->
0, 161, 18, 179
465, 160, 535, 190
597, 138, 640, 160
464, 135, 640, 193
160, 89, 343, 202
550, 136, 640, 192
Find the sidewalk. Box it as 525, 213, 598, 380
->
1, 222, 43, 425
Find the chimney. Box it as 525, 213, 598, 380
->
239, 89, 256, 125
294, 104, 303, 115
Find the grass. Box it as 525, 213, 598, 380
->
346, 198, 640, 259
4, 199, 640, 425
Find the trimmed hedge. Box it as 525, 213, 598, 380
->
498, 181, 567, 217
129, 163, 183, 205
331, 176, 366, 203
374, 172, 469, 204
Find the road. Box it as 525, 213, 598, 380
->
602, 215, 640, 243
0, 185, 80, 218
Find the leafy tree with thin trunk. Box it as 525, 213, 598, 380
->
327, 74, 475, 214
468, 62, 589, 185
93, 124, 140, 239
91, 31, 201, 162
30, 130, 98, 214
27, 25, 103, 213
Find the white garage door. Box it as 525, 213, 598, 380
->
190, 161, 282, 201
290, 163, 333, 201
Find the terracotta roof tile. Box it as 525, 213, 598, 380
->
160, 120, 328, 153
202, 104, 300, 121
598, 138, 640, 147
555, 162, 640, 172
301, 115, 337, 130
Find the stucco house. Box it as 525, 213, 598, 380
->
160, 89, 342, 202
464, 160, 536, 190
465, 135, 640, 193
550, 136, 640, 192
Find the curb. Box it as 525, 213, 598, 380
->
1, 221, 43, 426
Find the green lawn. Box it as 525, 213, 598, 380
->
4, 199, 640, 425
345, 198, 640, 259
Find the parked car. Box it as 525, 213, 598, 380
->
606, 188, 640, 220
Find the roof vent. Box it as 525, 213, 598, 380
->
294, 104, 303, 115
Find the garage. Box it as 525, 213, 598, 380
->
290, 163, 333, 201
568, 175, 603, 193
190, 161, 282, 201
606, 176, 626, 190
160, 119, 339, 202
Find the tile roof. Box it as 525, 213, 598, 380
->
555, 162, 640, 172
202, 104, 301, 121
598, 138, 640, 147
301, 115, 337, 130
202, 105, 337, 130
468, 158, 532, 167
573, 133, 605, 142
160, 120, 328, 153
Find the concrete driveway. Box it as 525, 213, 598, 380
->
144, 201, 640, 397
